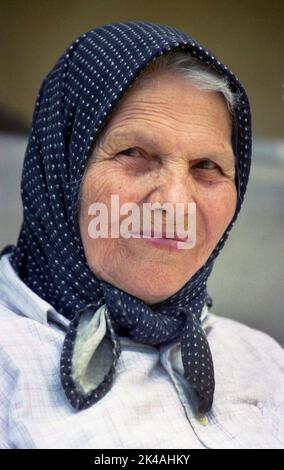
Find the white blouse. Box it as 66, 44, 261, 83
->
0, 251, 283, 449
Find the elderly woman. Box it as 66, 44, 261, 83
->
0, 21, 283, 450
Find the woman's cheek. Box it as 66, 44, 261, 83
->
197, 182, 237, 243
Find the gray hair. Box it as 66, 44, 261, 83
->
137, 50, 238, 116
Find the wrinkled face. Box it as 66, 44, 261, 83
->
79, 70, 237, 304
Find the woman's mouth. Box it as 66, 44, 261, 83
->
130, 231, 190, 250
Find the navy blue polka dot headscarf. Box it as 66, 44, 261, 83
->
5, 21, 252, 414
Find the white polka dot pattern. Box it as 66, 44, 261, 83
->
7, 21, 252, 414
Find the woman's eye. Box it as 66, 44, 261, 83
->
119, 147, 141, 157
195, 159, 219, 170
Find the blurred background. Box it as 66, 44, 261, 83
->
0, 0, 283, 344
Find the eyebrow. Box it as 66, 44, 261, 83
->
104, 128, 235, 166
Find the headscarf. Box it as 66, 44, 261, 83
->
5, 21, 252, 414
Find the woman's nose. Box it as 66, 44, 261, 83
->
146, 166, 196, 208
142, 168, 197, 238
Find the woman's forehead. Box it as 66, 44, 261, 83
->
93, 73, 234, 161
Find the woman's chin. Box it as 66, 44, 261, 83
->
119, 279, 186, 305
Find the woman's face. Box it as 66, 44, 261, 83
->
79, 70, 237, 304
